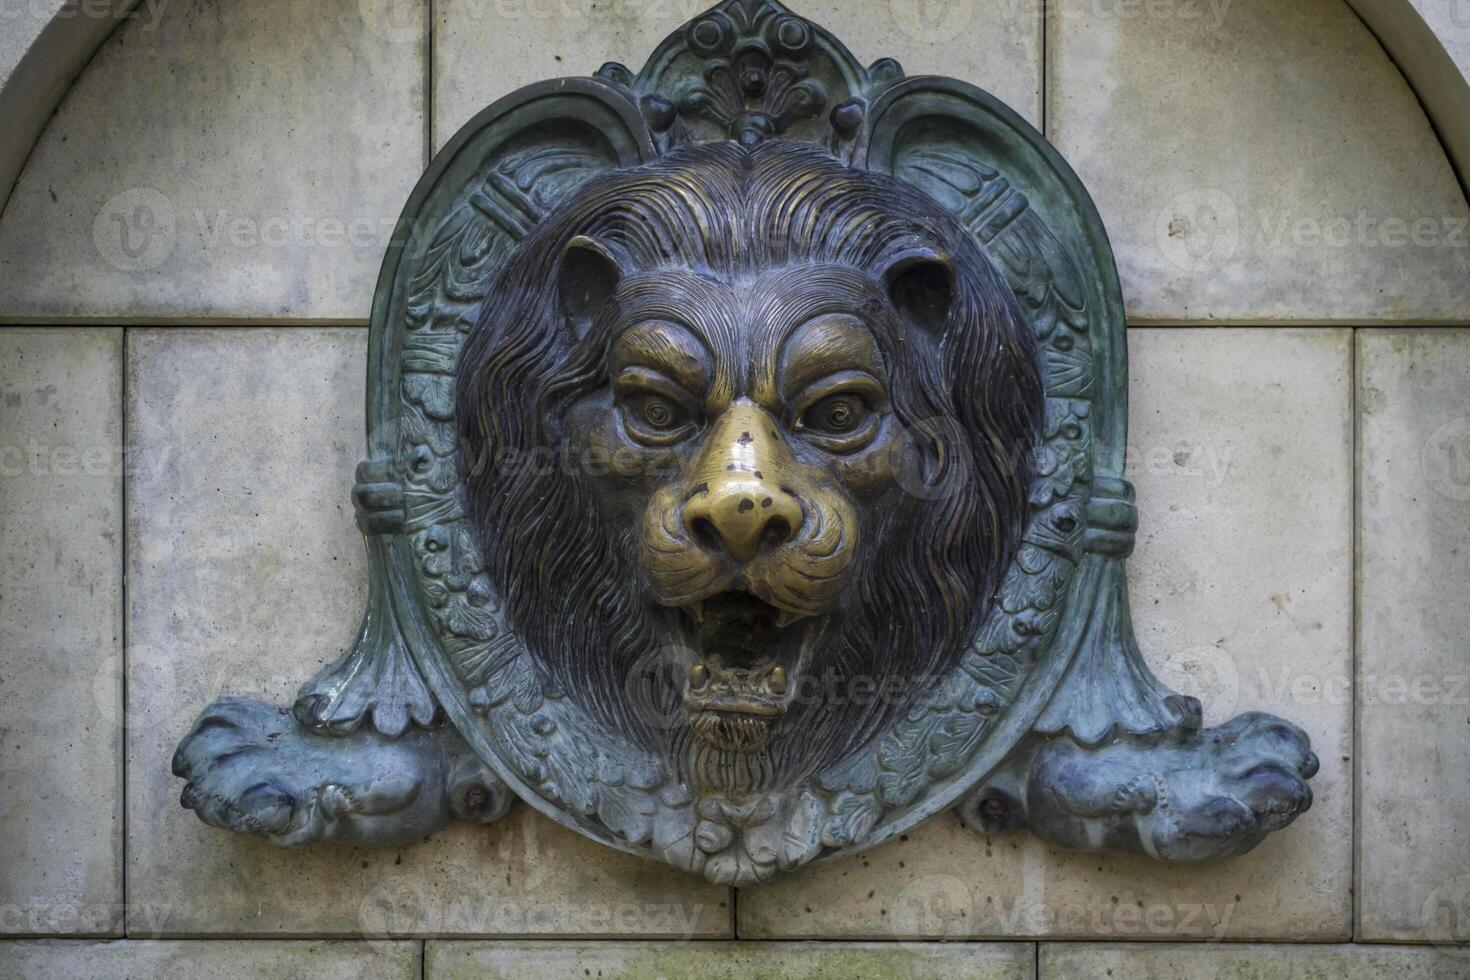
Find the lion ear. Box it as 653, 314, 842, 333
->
882, 246, 953, 334
558, 235, 624, 339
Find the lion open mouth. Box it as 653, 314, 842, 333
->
680, 590, 815, 753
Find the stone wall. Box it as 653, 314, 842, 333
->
0, 0, 1467, 976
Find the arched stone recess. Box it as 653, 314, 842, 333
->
0, 0, 144, 218
1346, 0, 1470, 195
0, 0, 1463, 241
0, 0, 1465, 323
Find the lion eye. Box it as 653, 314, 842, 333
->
620, 391, 695, 446
638, 395, 684, 430
802, 394, 865, 434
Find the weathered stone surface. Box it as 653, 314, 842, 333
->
737, 328, 1352, 941
0, 939, 417, 979
1048, 0, 1470, 323
0, 328, 123, 937
0, 2, 172, 221
0, 0, 67, 214
1358, 329, 1470, 944
428, 940, 1033, 979
431, 0, 1040, 150
0, 0, 425, 322
1041, 942, 1470, 979
125, 328, 729, 936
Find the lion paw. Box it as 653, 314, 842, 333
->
172, 697, 480, 846
1138, 711, 1317, 861
1027, 712, 1318, 862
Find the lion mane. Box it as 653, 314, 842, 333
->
457, 140, 1043, 783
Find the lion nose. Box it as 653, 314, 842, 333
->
684, 479, 804, 562
683, 401, 804, 563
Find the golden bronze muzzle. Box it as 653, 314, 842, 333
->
635, 397, 861, 753
681, 400, 805, 563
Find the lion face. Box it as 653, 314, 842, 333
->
560, 262, 922, 754
458, 141, 1042, 791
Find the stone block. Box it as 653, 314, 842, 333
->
0, 328, 123, 937
0, 939, 417, 979
432, 0, 1040, 150
1357, 329, 1470, 944
1041, 941, 1470, 979
737, 329, 1353, 941
427, 939, 1033, 979
124, 327, 729, 936
1048, 0, 1470, 323
0, 0, 426, 321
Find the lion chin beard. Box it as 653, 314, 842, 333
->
676, 591, 820, 761
687, 710, 779, 754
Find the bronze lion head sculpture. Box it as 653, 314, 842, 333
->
457, 140, 1043, 794
174, 4, 1318, 882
